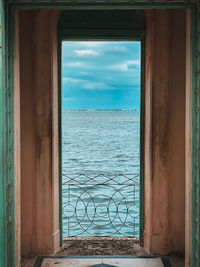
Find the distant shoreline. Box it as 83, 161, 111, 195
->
62, 109, 139, 112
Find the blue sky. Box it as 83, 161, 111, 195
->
62, 41, 141, 110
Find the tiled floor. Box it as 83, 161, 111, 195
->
41, 257, 164, 267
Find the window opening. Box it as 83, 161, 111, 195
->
62, 41, 141, 238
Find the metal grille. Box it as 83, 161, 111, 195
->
62, 173, 139, 238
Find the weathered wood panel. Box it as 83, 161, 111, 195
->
19, 10, 60, 255
144, 9, 186, 255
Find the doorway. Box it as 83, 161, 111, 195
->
14, 6, 191, 267
61, 41, 142, 240
58, 10, 145, 246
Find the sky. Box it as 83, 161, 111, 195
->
62, 41, 141, 110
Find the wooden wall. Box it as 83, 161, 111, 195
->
17, 8, 187, 258
19, 10, 60, 255
144, 9, 186, 255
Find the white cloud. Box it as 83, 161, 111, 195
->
83, 81, 113, 90
78, 41, 104, 47
74, 49, 99, 57
78, 71, 91, 76
112, 46, 127, 52
63, 77, 114, 90
109, 60, 140, 71
63, 61, 86, 67
63, 78, 111, 89
63, 96, 77, 101
63, 77, 83, 83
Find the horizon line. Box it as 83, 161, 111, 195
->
62, 109, 139, 111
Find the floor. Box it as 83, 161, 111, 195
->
39, 257, 165, 267
21, 238, 184, 267
56, 238, 148, 256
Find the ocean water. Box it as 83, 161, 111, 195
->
62, 110, 140, 237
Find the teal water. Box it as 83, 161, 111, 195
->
62, 110, 140, 237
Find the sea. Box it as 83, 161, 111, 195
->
62, 110, 140, 238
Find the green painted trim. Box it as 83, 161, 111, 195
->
60, 37, 144, 41
8, 2, 196, 10
0, 0, 7, 266
191, 4, 200, 267
60, 29, 145, 40
7, 6, 15, 267
2, 1, 199, 266
0, 2, 15, 266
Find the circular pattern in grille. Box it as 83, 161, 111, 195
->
62, 173, 140, 237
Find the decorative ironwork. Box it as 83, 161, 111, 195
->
62, 173, 139, 238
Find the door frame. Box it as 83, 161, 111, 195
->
2, 1, 199, 266
58, 9, 145, 244
0, 2, 15, 267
